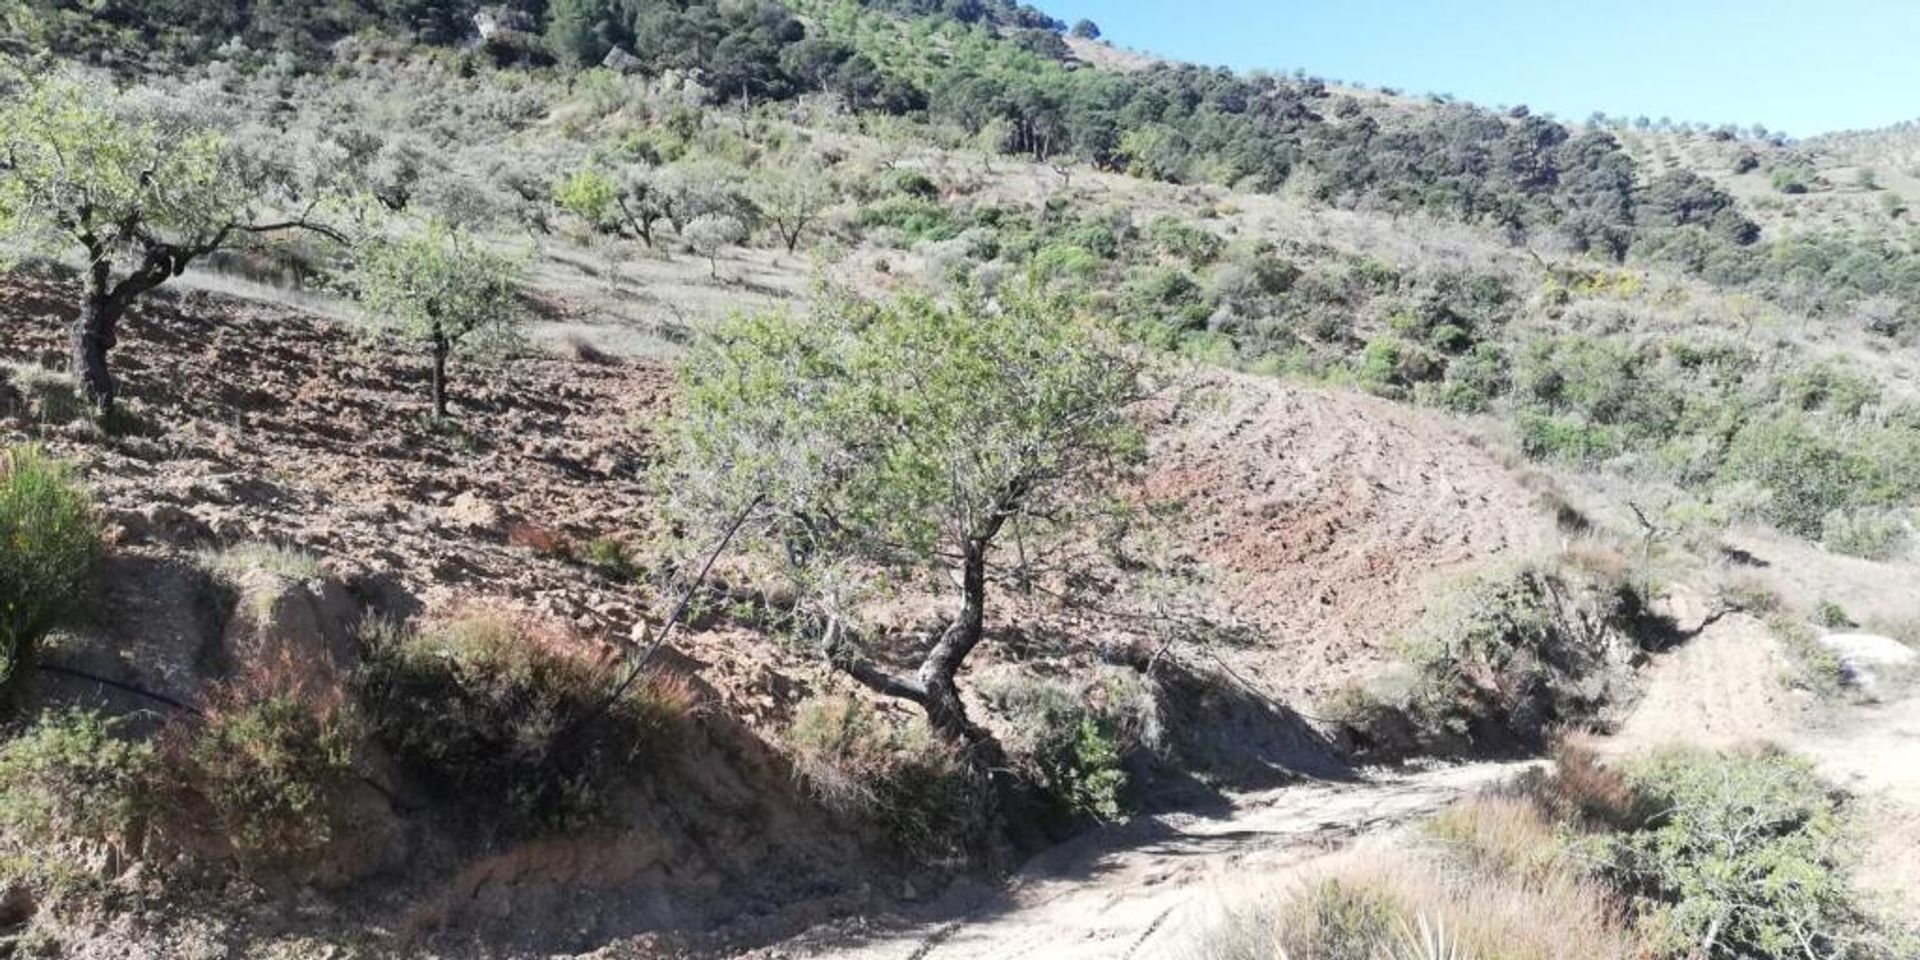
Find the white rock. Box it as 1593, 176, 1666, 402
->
1820, 633, 1918, 698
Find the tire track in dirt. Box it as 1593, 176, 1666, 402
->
737, 761, 1536, 960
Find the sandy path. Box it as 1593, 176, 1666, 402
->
733, 761, 1535, 960
1605, 592, 1920, 923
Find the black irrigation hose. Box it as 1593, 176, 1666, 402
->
34, 663, 203, 715
566, 495, 763, 739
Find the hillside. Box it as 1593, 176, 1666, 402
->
1, 2, 1918, 958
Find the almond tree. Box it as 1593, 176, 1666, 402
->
663, 284, 1155, 753
352, 219, 524, 420
748, 164, 834, 254
0, 67, 340, 417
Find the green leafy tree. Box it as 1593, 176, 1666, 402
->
553, 164, 621, 234
0, 68, 340, 416
663, 285, 1155, 753
353, 220, 525, 419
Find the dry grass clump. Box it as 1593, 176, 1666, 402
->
1196, 829, 1638, 960
195, 541, 326, 582
786, 694, 984, 861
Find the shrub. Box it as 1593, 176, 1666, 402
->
0, 445, 102, 696
786, 694, 982, 860
1722, 417, 1878, 537
355, 612, 688, 836
0, 709, 159, 853
1820, 508, 1909, 560
1341, 561, 1633, 758
1599, 749, 1908, 959
1145, 215, 1224, 264
857, 196, 957, 245
1358, 337, 1443, 397
582, 536, 637, 580
976, 671, 1152, 823
1196, 832, 1638, 960
182, 670, 360, 863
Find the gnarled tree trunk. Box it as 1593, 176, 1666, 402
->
430, 330, 451, 420
73, 261, 123, 418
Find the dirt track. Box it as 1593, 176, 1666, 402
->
727, 761, 1535, 960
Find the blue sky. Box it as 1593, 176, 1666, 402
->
1034, 2, 1920, 137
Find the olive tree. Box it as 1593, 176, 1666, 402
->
353, 220, 525, 420
663, 285, 1154, 752
0, 67, 339, 417
684, 213, 747, 278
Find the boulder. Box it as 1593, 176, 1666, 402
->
1820, 633, 1919, 700
603, 46, 645, 75
445, 490, 506, 534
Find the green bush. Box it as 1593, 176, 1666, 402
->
1146, 215, 1224, 264
1600, 750, 1909, 959
0, 709, 159, 852
355, 613, 687, 836
1722, 417, 1879, 537
0, 445, 102, 696
1357, 337, 1443, 397
1517, 412, 1626, 463
185, 680, 360, 863
582, 536, 637, 580
786, 694, 982, 860
977, 673, 1145, 823
1342, 562, 1633, 758
857, 196, 958, 245
1820, 508, 1909, 560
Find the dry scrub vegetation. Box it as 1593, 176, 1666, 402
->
1, 0, 1919, 955
1195, 746, 1916, 960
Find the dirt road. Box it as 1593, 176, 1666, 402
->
733, 761, 1536, 960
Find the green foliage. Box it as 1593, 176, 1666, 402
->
1145, 215, 1224, 264
0, 69, 238, 264
1266, 878, 1400, 960
1721, 417, 1880, 537
977, 673, 1136, 823
1770, 163, 1813, 195
554, 164, 622, 233
352, 217, 526, 416
1820, 509, 1909, 561
786, 695, 982, 859
857, 195, 958, 244
1600, 750, 1908, 959
0, 445, 102, 696
186, 681, 360, 863
665, 282, 1148, 626
1340, 562, 1630, 758
1358, 337, 1443, 398
354, 614, 686, 836
0, 710, 159, 850
583, 536, 637, 579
